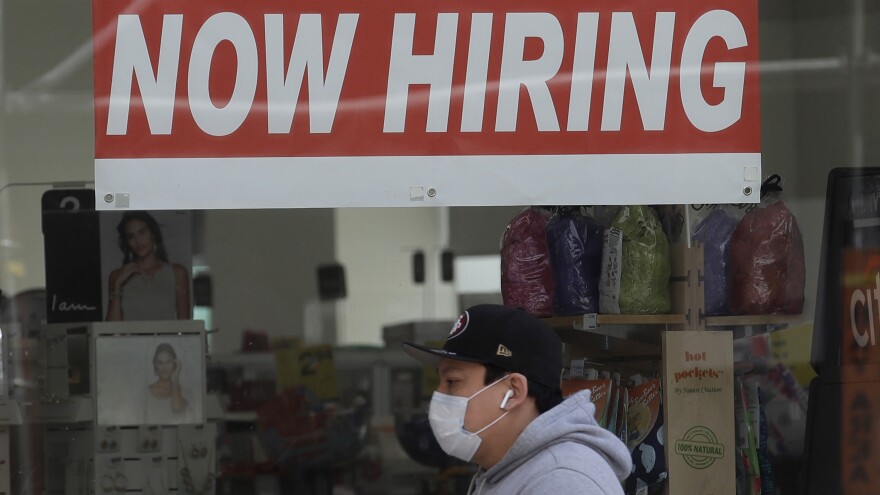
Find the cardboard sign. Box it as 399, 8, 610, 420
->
662, 330, 735, 495
274, 344, 338, 401
91, 0, 761, 209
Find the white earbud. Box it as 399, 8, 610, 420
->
500, 389, 514, 409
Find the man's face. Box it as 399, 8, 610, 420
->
437, 358, 509, 434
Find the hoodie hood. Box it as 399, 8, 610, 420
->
484, 389, 632, 484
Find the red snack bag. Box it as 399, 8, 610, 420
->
728, 176, 805, 315
501, 207, 555, 317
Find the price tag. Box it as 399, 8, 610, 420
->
274, 344, 338, 401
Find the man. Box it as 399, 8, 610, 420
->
403, 304, 632, 494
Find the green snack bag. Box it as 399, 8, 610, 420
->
611, 206, 671, 314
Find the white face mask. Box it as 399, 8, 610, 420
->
428, 375, 511, 462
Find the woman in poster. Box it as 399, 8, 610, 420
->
105, 211, 191, 321
146, 343, 192, 423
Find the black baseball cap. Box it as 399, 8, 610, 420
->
402, 304, 563, 389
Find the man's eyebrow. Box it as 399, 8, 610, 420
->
438, 364, 465, 374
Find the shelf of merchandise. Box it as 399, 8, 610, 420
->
544, 314, 682, 374
540, 242, 701, 375
704, 313, 806, 341
18, 396, 94, 424
541, 238, 807, 491
704, 314, 805, 327
544, 314, 685, 347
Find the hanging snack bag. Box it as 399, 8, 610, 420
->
562, 376, 614, 428
691, 208, 739, 316
599, 226, 624, 314
500, 207, 555, 317
546, 208, 604, 315
728, 176, 806, 315
611, 206, 672, 314
625, 378, 667, 494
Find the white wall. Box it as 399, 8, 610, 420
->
334, 208, 457, 345
0, 100, 95, 297
0, 0, 95, 298
202, 209, 336, 354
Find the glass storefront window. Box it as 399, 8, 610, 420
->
1, 0, 878, 494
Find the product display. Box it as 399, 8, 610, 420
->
500, 207, 555, 316
546, 208, 604, 315
599, 226, 624, 314
98, 458, 128, 494
17, 195, 810, 495
756, 387, 776, 495
662, 331, 736, 494
728, 177, 806, 315
143, 457, 169, 495
691, 207, 739, 316
611, 206, 672, 315
734, 378, 761, 495
561, 377, 614, 427
625, 379, 667, 494
177, 425, 217, 495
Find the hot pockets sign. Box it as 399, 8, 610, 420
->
91, 0, 761, 209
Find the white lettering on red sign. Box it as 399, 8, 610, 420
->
265, 14, 359, 134
850, 273, 880, 348
91, 0, 762, 209
103, 10, 750, 137
681, 10, 747, 132
107, 14, 182, 135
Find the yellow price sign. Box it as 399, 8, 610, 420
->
274, 344, 338, 401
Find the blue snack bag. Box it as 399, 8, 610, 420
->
546, 208, 604, 315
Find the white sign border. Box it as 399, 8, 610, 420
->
95, 154, 761, 210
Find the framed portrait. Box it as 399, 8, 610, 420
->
99, 210, 192, 322
95, 334, 204, 425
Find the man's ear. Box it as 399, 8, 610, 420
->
503, 373, 530, 410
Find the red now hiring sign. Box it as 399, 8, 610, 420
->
92, 0, 760, 209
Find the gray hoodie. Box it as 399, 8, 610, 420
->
467, 390, 632, 495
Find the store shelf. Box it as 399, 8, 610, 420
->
544, 313, 687, 347
704, 314, 804, 327
19, 396, 94, 424
704, 314, 806, 341
546, 314, 686, 327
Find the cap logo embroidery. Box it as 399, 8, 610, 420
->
497, 344, 512, 357
448, 311, 470, 340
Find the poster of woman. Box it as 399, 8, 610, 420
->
96, 334, 204, 425
99, 210, 192, 321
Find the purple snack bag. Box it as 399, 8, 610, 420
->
546, 210, 603, 315
691, 208, 738, 316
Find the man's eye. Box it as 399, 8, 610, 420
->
445, 379, 459, 387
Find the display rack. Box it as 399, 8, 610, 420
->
542, 240, 804, 492
543, 242, 804, 352
1, 320, 215, 494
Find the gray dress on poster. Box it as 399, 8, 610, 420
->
121, 263, 177, 320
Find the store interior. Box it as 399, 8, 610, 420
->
1, 0, 879, 494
